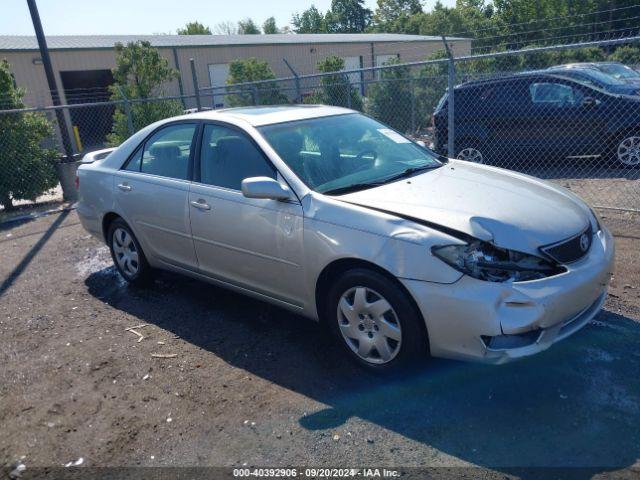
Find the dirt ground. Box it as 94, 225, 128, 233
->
1, 210, 639, 478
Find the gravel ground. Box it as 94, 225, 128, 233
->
0, 211, 639, 478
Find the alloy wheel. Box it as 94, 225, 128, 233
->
112, 228, 139, 277
456, 147, 484, 164
617, 136, 640, 166
337, 286, 402, 365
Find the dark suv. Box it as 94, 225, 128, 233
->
433, 73, 640, 167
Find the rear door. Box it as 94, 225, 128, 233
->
188, 122, 305, 305
113, 122, 199, 271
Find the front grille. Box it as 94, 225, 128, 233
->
540, 224, 593, 264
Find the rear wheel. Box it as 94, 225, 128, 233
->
107, 218, 153, 285
326, 268, 428, 373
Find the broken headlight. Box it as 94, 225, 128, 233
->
432, 241, 564, 283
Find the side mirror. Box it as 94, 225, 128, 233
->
241, 177, 291, 201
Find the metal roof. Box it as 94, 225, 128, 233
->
0, 34, 467, 51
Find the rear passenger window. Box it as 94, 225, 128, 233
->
139, 124, 196, 180
199, 124, 275, 190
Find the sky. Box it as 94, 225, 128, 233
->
0, 0, 455, 36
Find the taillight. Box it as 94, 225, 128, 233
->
75, 173, 79, 190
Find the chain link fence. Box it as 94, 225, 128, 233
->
196, 36, 640, 235
1, 36, 639, 234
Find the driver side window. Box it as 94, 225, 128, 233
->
199, 124, 275, 190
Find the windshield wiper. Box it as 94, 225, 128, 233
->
322, 164, 441, 196
379, 164, 441, 183
323, 182, 385, 196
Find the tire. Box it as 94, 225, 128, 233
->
455, 141, 486, 164
107, 218, 153, 286
612, 133, 640, 168
326, 268, 428, 373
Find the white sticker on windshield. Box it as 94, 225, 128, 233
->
377, 128, 410, 143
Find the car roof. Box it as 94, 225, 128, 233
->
456, 72, 575, 90
181, 105, 354, 127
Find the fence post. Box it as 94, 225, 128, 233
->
442, 36, 456, 158
117, 86, 134, 136
344, 73, 352, 109
410, 77, 416, 134
283, 58, 301, 103
252, 85, 260, 106
190, 58, 202, 112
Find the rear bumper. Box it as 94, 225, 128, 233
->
400, 227, 615, 364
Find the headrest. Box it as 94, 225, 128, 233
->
149, 144, 181, 159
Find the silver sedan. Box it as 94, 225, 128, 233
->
77, 105, 615, 372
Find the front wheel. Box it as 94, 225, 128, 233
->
326, 269, 428, 373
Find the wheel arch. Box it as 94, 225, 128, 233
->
314, 257, 428, 340
101, 212, 123, 243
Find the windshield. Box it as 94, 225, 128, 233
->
596, 63, 640, 80
259, 113, 442, 194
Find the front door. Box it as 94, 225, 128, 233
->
113, 122, 199, 270
188, 123, 305, 305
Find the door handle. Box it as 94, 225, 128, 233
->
117, 183, 132, 192
190, 199, 211, 210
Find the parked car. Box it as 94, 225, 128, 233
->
77, 105, 614, 372
544, 64, 640, 96
558, 61, 640, 86
433, 72, 640, 167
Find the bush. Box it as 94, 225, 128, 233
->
0, 60, 58, 211
609, 45, 640, 66
226, 58, 288, 107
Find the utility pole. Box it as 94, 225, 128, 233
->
26, 0, 74, 161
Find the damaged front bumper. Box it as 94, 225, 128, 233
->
400, 227, 615, 364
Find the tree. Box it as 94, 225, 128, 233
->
263, 17, 279, 34
292, 5, 327, 33
325, 0, 372, 33
372, 0, 422, 32
0, 60, 58, 211
107, 41, 183, 146
214, 21, 238, 35
238, 18, 261, 34
226, 58, 288, 106
304, 56, 363, 110
177, 21, 212, 35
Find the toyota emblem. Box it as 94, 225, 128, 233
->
579, 233, 590, 252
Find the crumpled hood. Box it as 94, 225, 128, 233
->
339, 160, 591, 255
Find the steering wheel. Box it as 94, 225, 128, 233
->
353, 149, 378, 172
